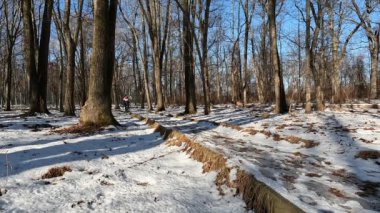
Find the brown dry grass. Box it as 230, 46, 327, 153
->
259, 130, 272, 138
355, 150, 380, 160
52, 124, 103, 135
285, 136, 301, 144
243, 127, 258, 135
275, 124, 288, 130
284, 136, 319, 148
42, 166, 72, 179
305, 173, 322, 178
300, 140, 319, 148
328, 187, 346, 198
332, 169, 348, 178
220, 122, 243, 131
272, 133, 282, 141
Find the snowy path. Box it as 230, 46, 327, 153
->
133, 106, 380, 213
0, 110, 246, 212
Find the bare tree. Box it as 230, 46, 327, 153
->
138, 0, 171, 112
79, 0, 118, 126
3, 1, 22, 111
304, 0, 312, 113
268, 0, 288, 113
352, 0, 379, 100
22, 0, 54, 114
61, 0, 84, 116
241, 0, 255, 106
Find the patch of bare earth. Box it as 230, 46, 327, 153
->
356, 181, 380, 197
41, 166, 72, 179
242, 127, 258, 135
52, 124, 104, 135
329, 188, 347, 198
285, 136, 319, 148
306, 173, 322, 178
355, 150, 380, 160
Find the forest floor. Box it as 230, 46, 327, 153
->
0, 105, 379, 213
132, 104, 380, 213
0, 109, 246, 212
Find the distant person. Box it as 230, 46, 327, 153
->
123, 96, 130, 112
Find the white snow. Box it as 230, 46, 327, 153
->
133, 104, 380, 213
0, 109, 246, 212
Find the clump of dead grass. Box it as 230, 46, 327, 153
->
52, 124, 103, 135
272, 133, 282, 141
328, 187, 346, 198
243, 127, 258, 135
284, 136, 319, 148
220, 122, 243, 131
331, 169, 348, 178
355, 150, 380, 160
305, 173, 322, 178
42, 166, 72, 179
285, 136, 301, 144
275, 124, 288, 130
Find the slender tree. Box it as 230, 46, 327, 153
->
138, 0, 171, 112
268, 0, 288, 113
241, 0, 255, 106
352, 0, 379, 100
3, 1, 22, 111
305, 0, 312, 113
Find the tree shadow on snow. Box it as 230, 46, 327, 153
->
0, 124, 164, 178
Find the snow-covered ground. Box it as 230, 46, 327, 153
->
0, 109, 246, 212
133, 105, 380, 213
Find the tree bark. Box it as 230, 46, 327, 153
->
79, 0, 118, 126
63, 0, 84, 116
22, 0, 53, 114
305, 0, 312, 113
268, 0, 288, 114
370, 51, 378, 99
183, 0, 196, 114
198, 0, 211, 114
328, 3, 340, 104
142, 17, 153, 111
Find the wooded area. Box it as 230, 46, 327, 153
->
0, 0, 379, 125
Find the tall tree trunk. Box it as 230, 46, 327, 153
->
5, 49, 13, 111
268, 0, 288, 113
22, 0, 53, 114
64, 40, 76, 115
370, 50, 378, 99
63, 0, 84, 115
198, 0, 212, 114
79, 25, 87, 107
242, 0, 249, 106
183, 0, 196, 114
305, 0, 312, 113
80, 0, 118, 126
328, 3, 340, 104
37, 0, 54, 113
22, 0, 38, 113
142, 17, 152, 111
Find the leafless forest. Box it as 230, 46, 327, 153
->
0, 0, 379, 124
